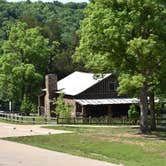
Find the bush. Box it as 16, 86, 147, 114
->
155, 102, 166, 117
20, 96, 36, 115
128, 104, 139, 119
53, 93, 72, 118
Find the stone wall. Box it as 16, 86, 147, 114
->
63, 98, 76, 117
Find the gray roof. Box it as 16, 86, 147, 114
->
57, 71, 112, 96
75, 98, 139, 106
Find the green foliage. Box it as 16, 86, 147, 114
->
155, 102, 166, 117
53, 93, 72, 118
0, 1, 86, 112
118, 74, 145, 96
74, 0, 166, 132
20, 96, 36, 115
75, 0, 166, 89
2, 21, 57, 74
128, 104, 139, 119
0, 22, 50, 107
0, 1, 86, 76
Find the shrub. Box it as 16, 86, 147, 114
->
20, 96, 36, 115
53, 93, 72, 118
128, 104, 139, 119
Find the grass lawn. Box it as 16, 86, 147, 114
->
4, 126, 166, 166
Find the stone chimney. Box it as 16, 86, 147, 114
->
44, 74, 57, 117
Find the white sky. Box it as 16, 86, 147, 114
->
7, 0, 89, 3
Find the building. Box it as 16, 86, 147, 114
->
38, 71, 139, 117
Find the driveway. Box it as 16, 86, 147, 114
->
0, 122, 71, 138
0, 122, 120, 166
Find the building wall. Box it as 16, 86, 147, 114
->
76, 74, 123, 99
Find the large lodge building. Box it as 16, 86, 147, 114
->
38, 71, 139, 118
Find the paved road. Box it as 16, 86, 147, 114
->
0, 122, 120, 166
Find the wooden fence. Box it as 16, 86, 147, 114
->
57, 117, 140, 125
0, 113, 165, 126
0, 113, 57, 124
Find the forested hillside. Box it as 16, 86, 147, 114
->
0, 0, 87, 112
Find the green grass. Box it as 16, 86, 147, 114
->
4, 126, 166, 166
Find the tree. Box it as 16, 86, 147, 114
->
0, 1, 87, 77
2, 22, 57, 75
75, 0, 166, 133
53, 93, 72, 118
0, 53, 42, 107
0, 22, 57, 110
20, 95, 35, 116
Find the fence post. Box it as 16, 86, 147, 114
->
89, 117, 91, 124
45, 117, 47, 124
21, 117, 23, 123
32, 117, 35, 124
13, 115, 15, 123
17, 116, 19, 123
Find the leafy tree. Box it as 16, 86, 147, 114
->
128, 104, 139, 119
75, 0, 166, 133
0, 1, 87, 112
2, 22, 57, 75
0, 22, 57, 110
0, 1, 87, 77
20, 95, 34, 115
53, 93, 72, 118
0, 53, 42, 107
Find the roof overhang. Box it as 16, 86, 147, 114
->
75, 98, 139, 106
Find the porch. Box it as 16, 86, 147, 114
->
75, 98, 139, 118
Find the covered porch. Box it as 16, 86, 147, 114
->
75, 98, 139, 118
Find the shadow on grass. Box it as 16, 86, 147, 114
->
140, 128, 166, 141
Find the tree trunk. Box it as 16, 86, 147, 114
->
149, 92, 156, 130
139, 84, 148, 133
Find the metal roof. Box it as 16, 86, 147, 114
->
57, 71, 112, 96
75, 98, 139, 106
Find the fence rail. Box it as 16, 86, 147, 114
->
57, 117, 140, 125
56, 117, 166, 126
0, 113, 166, 126
0, 113, 57, 124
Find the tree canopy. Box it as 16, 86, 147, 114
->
0, 0, 87, 112
75, 0, 166, 132
0, 0, 87, 77
0, 22, 52, 107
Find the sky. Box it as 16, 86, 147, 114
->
7, 0, 89, 3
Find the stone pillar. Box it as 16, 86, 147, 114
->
71, 101, 76, 118
44, 74, 57, 117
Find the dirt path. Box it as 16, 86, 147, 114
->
0, 122, 120, 166
0, 122, 71, 138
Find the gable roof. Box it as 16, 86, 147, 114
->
57, 71, 112, 96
